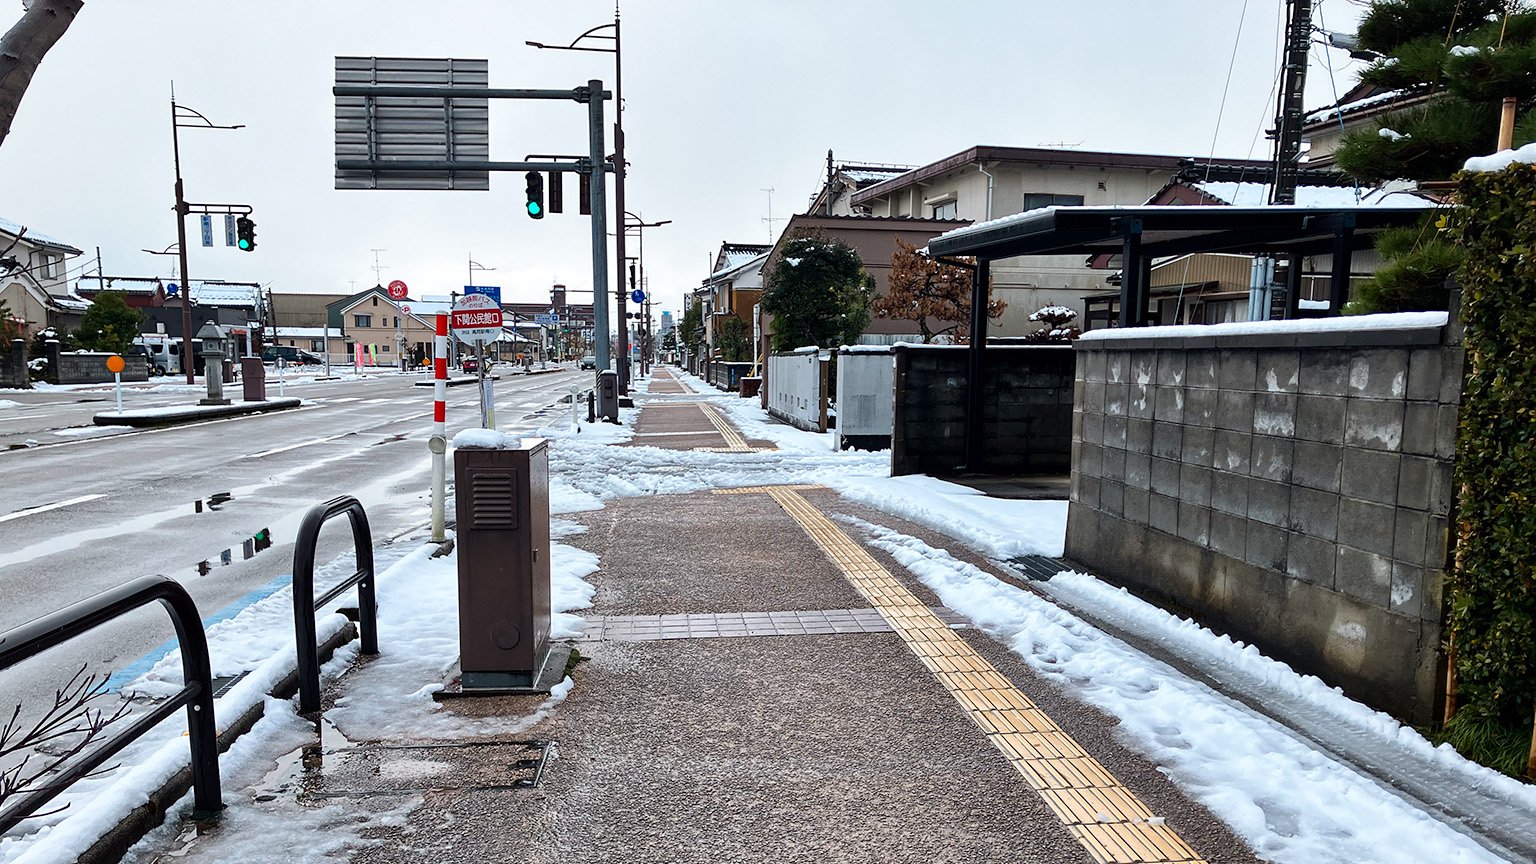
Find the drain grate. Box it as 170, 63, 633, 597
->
268, 739, 555, 802
1011, 555, 1070, 582
210, 671, 250, 698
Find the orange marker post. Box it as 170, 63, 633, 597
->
105, 354, 126, 413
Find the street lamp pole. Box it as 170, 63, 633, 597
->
169, 88, 243, 384
623, 212, 669, 378
529, 2, 628, 391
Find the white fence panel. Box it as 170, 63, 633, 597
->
767, 350, 825, 432
835, 347, 894, 449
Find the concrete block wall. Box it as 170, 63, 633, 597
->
47, 342, 150, 384
891, 344, 1074, 477
1066, 320, 1459, 724
1, 339, 28, 389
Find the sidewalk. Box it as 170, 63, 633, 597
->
77, 365, 1532, 864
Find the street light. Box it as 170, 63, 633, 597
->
528, 4, 630, 391
170, 90, 243, 384
624, 212, 669, 376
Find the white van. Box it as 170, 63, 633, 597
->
135, 337, 199, 376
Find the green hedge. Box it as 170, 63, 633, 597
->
1447, 163, 1536, 773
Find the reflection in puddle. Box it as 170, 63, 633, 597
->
192, 491, 234, 514
193, 527, 272, 576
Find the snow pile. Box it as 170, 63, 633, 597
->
1378, 128, 1410, 142
1448, 45, 1487, 57
52, 425, 133, 438
451, 428, 522, 450
1463, 141, 1536, 173
843, 517, 1510, 864
0, 399, 18, 409
833, 474, 1066, 558
1078, 310, 1447, 342
1029, 305, 1077, 321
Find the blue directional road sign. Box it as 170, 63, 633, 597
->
464, 285, 501, 305
200, 215, 213, 247
631, 289, 645, 304
534, 313, 558, 326
225, 214, 237, 247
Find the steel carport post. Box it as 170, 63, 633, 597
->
0, 575, 222, 830
291, 496, 378, 715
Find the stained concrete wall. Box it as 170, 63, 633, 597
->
1, 339, 28, 389
47, 342, 149, 384
891, 344, 1074, 477
1066, 318, 1460, 723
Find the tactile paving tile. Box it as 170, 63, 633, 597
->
751, 484, 1207, 864
572, 607, 970, 642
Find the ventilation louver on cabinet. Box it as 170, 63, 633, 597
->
470, 471, 517, 529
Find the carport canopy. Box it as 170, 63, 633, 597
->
921, 203, 1433, 472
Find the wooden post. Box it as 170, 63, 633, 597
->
1499, 96, 1517, 151
1527, 699, 1536, 779
1443, 634, 1458, 726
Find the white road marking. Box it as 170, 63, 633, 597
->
0, 493, 107, 524
241, 432, 354, 459
325, 397, 364, 404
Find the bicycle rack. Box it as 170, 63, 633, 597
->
291, 496, 377, 715
0, 575, 222, 832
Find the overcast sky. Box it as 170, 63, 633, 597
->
1, 0, 1366, 324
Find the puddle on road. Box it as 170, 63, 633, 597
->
193, 491, 234, 514
191, 527, 273, 576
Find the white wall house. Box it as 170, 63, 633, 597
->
0, 216, 88, 337
849, 146, 1272, 334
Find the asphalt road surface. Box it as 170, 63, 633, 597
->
0, 367, 588, 726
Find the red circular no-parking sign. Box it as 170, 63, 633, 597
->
387, 280, 408, 300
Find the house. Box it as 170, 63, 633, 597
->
754, 213, 971, 359
1302, 82, 1431, 171
76, 276, 266, 338
335, 288, 445, 366
805, 152, 915, 217
270, 292, 347, 329
0, 216, 89, 336
848, 145, 1273, 331
696, 242, 770, 354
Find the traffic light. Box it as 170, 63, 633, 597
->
235, 216, 257, 252
525, 171, 544, 219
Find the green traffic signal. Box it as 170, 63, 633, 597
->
524, 171, 545, 220
235, 216, 257, 252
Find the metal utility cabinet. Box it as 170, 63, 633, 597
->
452, 438, 552, 689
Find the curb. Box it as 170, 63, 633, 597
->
412, 376, 498, 388
75, 622, 359, 864
91, 398, 303, 427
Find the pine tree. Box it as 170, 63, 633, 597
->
871, 239, 1005, 343
1329, 1, 1526, 313
76, 290, 141, 354
0, 297, 21, 343
760, 232, 874, 352
1336, 0, 1527, 182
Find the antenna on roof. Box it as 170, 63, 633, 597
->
761, 187, 786, 242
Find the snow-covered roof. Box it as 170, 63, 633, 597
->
52, 294, 92, 312
1190, 181, 1433, 209
702, 251, 769, 285
715, 243, 771, 273
272, 327, 332, 338
839, 167, 910, 184
189, 283, 261, 306
0, 216, 82, 254
1304, 87, 1426, 126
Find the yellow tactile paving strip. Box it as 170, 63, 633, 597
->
693, 403, 756, 452
728, 484, 1206, 864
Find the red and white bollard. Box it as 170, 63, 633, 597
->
430, 313, 449, 543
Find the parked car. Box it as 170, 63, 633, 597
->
461, 356, 481, 373
578, 355, 597, 370
261, 345, 323, 365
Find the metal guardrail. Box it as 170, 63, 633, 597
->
0, 575, 222, 833
291, 496, 377, 714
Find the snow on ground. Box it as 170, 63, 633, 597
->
833, 474, 1067, 558
51, 425, 134, 438
0, 399, 19, 409
838, 515, 1509, 864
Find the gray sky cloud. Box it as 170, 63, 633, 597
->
0, 0, 1365, 323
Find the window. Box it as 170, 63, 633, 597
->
354, 314, 372, 328
381, 343, 391, 352
310, 339, 324, 352
38, 254, 55, 278
371, 297, 378, 306
1023, 193, 1085, 212
932, 200, 958, 220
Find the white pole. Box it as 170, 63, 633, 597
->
323, 323, 331, 377
114, 371, 122, 414
431, 313, 448, 543
277, 358, 286, 397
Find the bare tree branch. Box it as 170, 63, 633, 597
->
0, 663, 129, 815
0, 0, 84, 149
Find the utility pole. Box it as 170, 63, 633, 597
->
1269, 0, 1314, 206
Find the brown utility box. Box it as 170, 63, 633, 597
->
452, 438, 552, 689
241, 358, 266, 401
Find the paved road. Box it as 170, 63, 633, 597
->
0, 367, 587, 719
